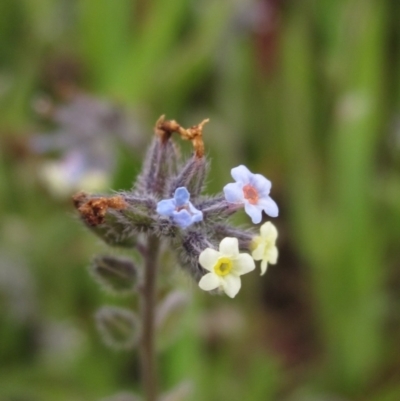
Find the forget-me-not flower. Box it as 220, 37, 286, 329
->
198, 237, 255, 298
157, 187, 203, 228
223, 165, 278, 224
251, 222, 278, 275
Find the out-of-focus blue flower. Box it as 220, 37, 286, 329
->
30, 93, 143, 197
39, 149, 110, 197
223, 165, 278, 224
157, 187, 203, 228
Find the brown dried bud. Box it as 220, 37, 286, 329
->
155, 115, 209, 158
74, 195, 127, 226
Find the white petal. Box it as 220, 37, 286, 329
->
221, 275, 241, 298
260, 260, 268, 275
231, 165, 252, 184
199, 248, 220, 271
174, 187, 190, 206
260, 221, 278, 240
199, 273, 220, 291
219, 237, 239, 257
268, 246, 278, 264
232, 253, 255, 275
244, 203, 262, 224
251, 244, 265, 260
259, 196, 279, 217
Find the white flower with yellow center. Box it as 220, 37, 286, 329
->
198, 238, 255, 298
251, 222, 278, 275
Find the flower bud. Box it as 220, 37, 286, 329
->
95, 306, 140, 350
168, 155, 207, 199
73, 192, 137, 247
122, 195, 158, 230
213, 223, 255, 251
198, 195, 241, 221
134, 137, 178, 196
90, 256, 138, 295
176, 231, 211, 281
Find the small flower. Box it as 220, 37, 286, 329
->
157, 187, 203, 228
223, 165, 278, 224
198, 237, 255, 298
251, 222, 278, 275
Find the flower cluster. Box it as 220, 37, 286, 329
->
157, 187, 203, 228
74, 116, 279, 298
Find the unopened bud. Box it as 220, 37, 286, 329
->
176, 231, 211, 281
168, 156, 208, 199
213, 223, 255, 251
96, 306, 140, 350
134, 136, 178, 196
90, 256, 138, 295
198, 195, 241, 221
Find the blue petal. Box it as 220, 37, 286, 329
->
223, 182, 244, 203
173, 209, 192, 228
259, 196, 279, 217
251, 174, 271, 196
192, 211, 203, 223
156, 199, 176, 216
231, 165, 252, 184
174, 187, 190, 206
188, 203, 203, 223
244, 202, 262, 224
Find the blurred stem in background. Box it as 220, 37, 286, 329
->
276, 0, 387, 395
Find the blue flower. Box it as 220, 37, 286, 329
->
223, 165, 278, 224
157, 187, 203, 228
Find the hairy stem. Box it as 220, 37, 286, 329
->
139, 234, 160, 401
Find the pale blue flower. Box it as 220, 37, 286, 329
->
157, 187, 203, 228
223, 165, 278, 224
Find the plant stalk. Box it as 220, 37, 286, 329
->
139, 234, 160, 401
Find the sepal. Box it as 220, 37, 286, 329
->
134, 136, 178, 197
73, 192, 158, 244
213, 223, 255, 251
95, 306, 140, 350
168, 156, 207, 200
73, 192, 137, 247
175, 231, 212, 281
90, 255, 138, 295
198, 195, 241, 221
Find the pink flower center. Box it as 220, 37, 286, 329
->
243, 184, 259, 205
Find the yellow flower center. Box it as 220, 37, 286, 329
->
214, 257, 233, 276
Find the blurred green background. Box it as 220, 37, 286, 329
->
1, 0, 400, 400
